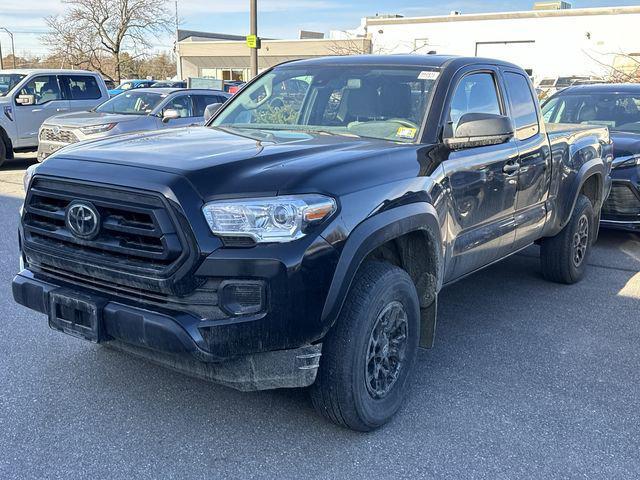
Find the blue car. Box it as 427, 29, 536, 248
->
543, 83, 640, 231
107, 79, 156, 97
38, 87, 230, 160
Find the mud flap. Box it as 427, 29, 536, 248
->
419, 295, 437, 349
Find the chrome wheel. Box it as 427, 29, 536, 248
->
365, 301, 408, 399
572, 214, 589, 268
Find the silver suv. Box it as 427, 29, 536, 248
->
38, 88, 230, 161
0, 69, 109, 166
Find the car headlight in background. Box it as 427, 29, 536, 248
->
202, 195, 336, 243
612, 154, 640, 169
79, 123, 117, 135
23, 164, 38, 192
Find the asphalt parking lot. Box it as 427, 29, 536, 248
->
0, 154, 639, 479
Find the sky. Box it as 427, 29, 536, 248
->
1, 0, 639, 58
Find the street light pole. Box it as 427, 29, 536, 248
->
249, 0, 258, 78
0, 40, 3, 70
0, 28, 15, 68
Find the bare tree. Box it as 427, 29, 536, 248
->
44, 0, 173, 81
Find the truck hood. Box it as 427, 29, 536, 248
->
47, 126, 425, 199
44, 111, 144, 128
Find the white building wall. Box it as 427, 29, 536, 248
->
367, 8, 640, 82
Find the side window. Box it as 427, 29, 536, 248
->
63, 75, 102, 100
164, 95, 192, 117
192, 95, 224, 117
504, 72, 539, 140
17, 75, 62, 105
448, 72, 501, 135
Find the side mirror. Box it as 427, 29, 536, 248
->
444, 113, 514, 150
204, 103, 223, 123
16, 94, 35, 106
162, 108, 180, 123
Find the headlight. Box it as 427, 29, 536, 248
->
23, 164, 38, 191
202, 195, 336, 243
612, 154, 640, 169
79, 123, 117, 135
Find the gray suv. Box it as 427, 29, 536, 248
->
38, 88, 230, 160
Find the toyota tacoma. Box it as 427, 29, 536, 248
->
14, 56, 612, 431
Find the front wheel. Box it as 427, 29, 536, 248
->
310, 261, 420, 431
540, 194, 595, 284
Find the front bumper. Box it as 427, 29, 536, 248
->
12, 271, 322, 390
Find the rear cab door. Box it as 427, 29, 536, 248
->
440, 65, 519, 282
500, 68, 552, 249
13, 74, 69, 148
60, 74, 108, 114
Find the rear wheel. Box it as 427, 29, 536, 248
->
310, 261, 420, 431
540, 194, 595, 284
0, 137, 7, 168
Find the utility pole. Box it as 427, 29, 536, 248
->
175, 0, 182, 80
0, 28, 15, 68
0, 40, 3, 70
249, 0, 258, 78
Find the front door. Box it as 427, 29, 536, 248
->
158, 94, 201, 128
441, 69, 519, 282
13, 75, 69, 148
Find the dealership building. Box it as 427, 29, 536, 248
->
176, 3, 640, 84
338, 4, 640, 83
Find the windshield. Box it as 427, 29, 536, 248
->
0, 74, 26, 96
96, 91, 164, 115
542, 92, 640, 133
212, 65, 440, 143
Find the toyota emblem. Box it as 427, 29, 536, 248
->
52, 126, 61, 135
66, 201, 100, 239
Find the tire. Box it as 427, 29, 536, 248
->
0, 137, 7, 168
310, 261, 420, 431
540, 194, 595, 284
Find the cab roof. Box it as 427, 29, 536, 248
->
280, 54, 521, 71
0, 68, 98, 75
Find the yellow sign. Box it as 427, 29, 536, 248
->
246, 35, 258, 48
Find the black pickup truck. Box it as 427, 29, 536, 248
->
14, 56, 612, 431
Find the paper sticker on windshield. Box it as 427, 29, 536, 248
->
418, 70, 439, 80
396, 127, 417, 139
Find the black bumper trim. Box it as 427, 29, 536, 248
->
12, 272, 216, 362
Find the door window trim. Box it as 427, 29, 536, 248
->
501, 69, 540, 141
440, 67, 507, 141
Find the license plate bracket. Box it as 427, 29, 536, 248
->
48, 290, 107, 343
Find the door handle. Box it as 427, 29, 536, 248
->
56, 108, 69, 112
503, 163, 520, 175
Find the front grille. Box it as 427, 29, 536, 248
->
602, 183, 640, 217
23, 177, 197, 295
40, 127, 78, 144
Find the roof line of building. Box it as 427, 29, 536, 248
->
367, 5, 640, 25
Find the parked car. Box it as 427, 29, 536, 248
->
543, 83, 640, 231
0, 69, 109, 166
103, 79, 116, 90
107, 79, 156, 97
537, 76, 594, 100
38, 88, 230, 160
15, 55, 612, 431
151, 80, 187, 88
224, 81, 245, 94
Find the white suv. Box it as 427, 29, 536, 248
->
0, 69, 109, 166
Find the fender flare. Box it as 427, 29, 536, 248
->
320, 202, 443, 329
560, 159, 605, 230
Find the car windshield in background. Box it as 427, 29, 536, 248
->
543, 92, 640, 133
96, 91, 164, 115
0, 74, 26, 96
212, 65, 440, 143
